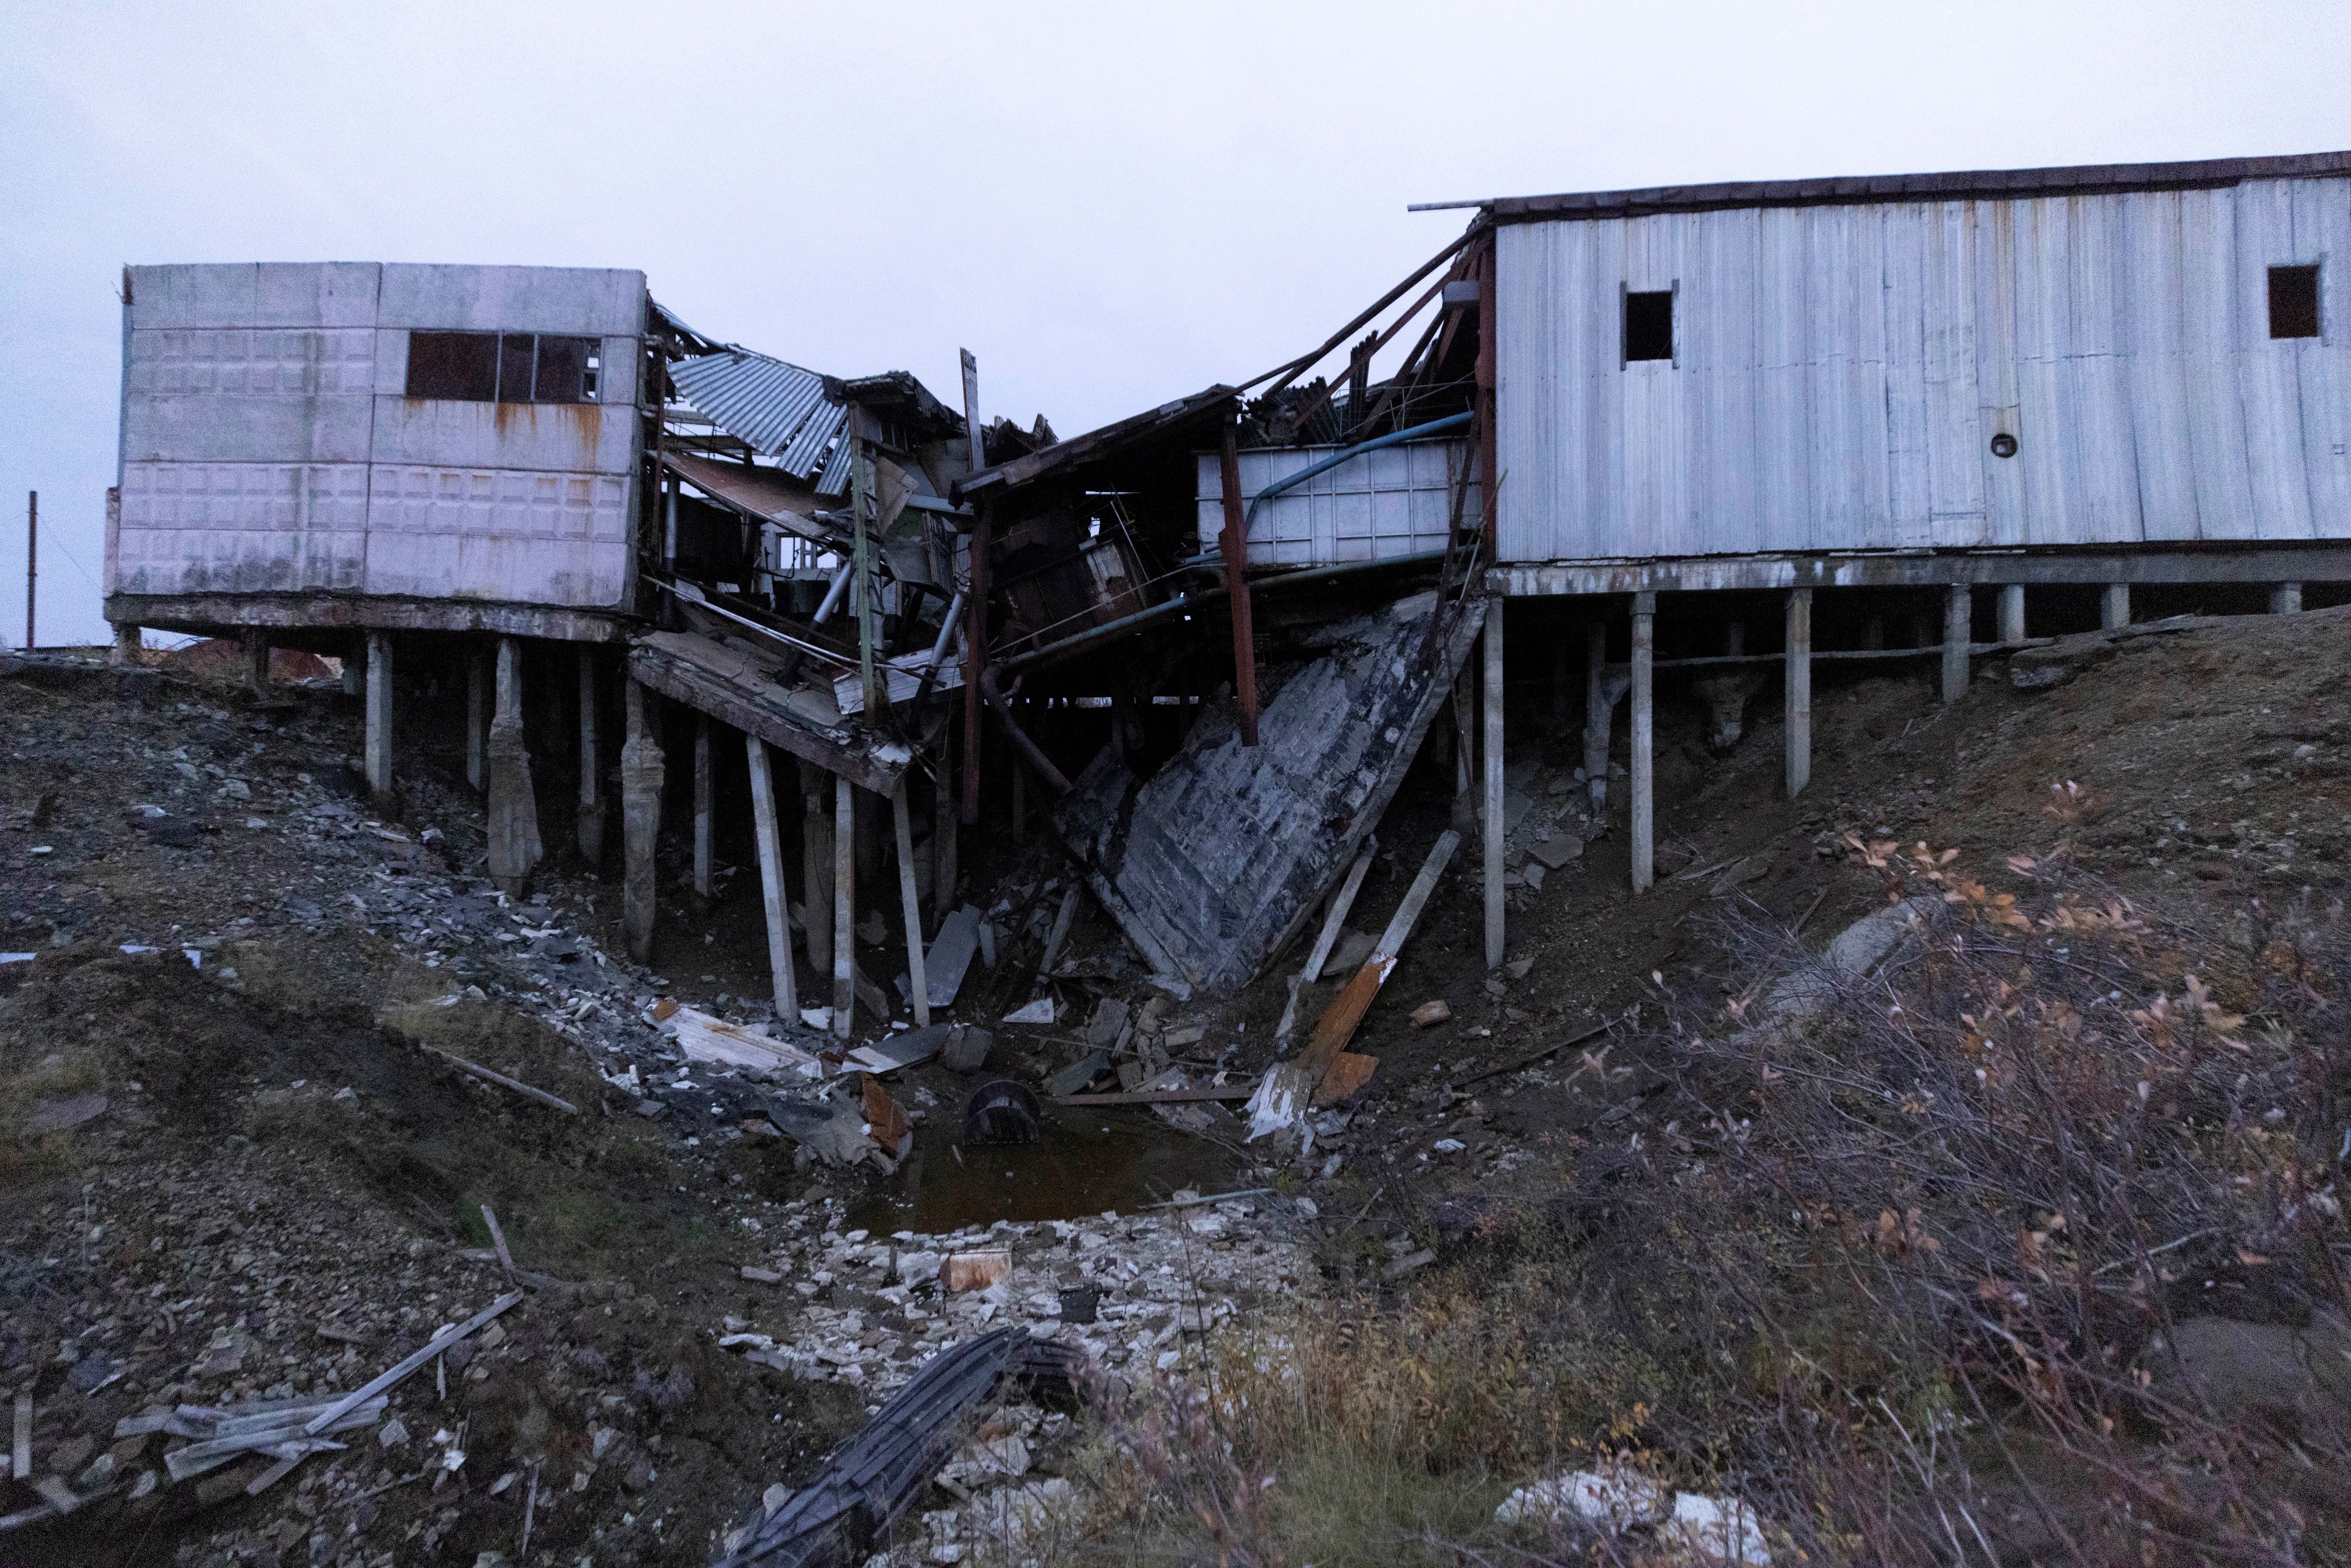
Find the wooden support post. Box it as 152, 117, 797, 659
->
242, 628, 269, 693
1942, 584, 1972, 703
892, 785, 930, 1028
465, 646, 486, 793
364, 630, 394, 800
800, 760, 833, 983
2271, 582, 2303, 616
2101, 582, 2130, 631
486, 637, 544, 896
1997, 584, 2026, 645
620, 682, 662, 964
832, 774, 854, 1039
745, 736, 798, 1022
1630, 592, 1655, 894
576, 648, 603, 867
962, 502, 989, 826
933, 757, 957, 930
1216, 419, 1261, 746
1584, 617, 1608, 809
1784, 588, 1812, 799
1482, 597, 1505, 970
692, 713, 713, 902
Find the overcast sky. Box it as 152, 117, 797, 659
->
4, 0, 2347, 646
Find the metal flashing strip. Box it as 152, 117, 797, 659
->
1490, 544, 2351, 596
1489, 149, 2351, 224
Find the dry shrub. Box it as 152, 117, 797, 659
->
1063, 810, 2350, 1567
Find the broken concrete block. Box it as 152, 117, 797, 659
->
1317, 929, 1376, 980
1527, 831, 1582, 870
940, 1250, 1011, 1292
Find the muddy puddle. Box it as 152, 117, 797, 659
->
848, 1098, 1243, 1234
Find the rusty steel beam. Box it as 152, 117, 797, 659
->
1216, 419, 1261, 746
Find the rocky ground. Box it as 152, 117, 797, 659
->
3, 598, 2346, 1566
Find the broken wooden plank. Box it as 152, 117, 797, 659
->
843, 1022, 951, 1076
1046, 1048, 1110, 1096
1036, 884, 1081, 977
303, 1293, 523, 1436
1452, 1019, 1614, 1088
1051, 1084, 1257, 1106
891, 784, 931, 1029
423, 1048, 578, 1115
922, 904, 983, 1008
480, 1205, 518, 1285
1246, 829, 1458, 1138
1274, 837, 1376, 1048
11, 1390, 28, 1480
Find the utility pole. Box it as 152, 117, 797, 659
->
24, 491, 35, 651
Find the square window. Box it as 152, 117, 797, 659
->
2269, 265, 2320, 339
498, 334, 536, 403
532, 335, 595, 403
1624, 289, 1674, 363
404, 332, 497, 401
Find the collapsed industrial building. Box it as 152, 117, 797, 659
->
102, 148, 2351, 1124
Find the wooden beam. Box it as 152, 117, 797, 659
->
892, 784, 931, 1029
1630, 593, 1654, 893
962, 502, 990, 826
1273, 837, 1377, 1048
832, 774, 854, 1038
1942, 584, 1972, 702
693, 713, 713, 901
1784, 588, 1812, 799
1482, 597, 1505, 970
1216, 419, 1260, 746
746, 735, 798, 1022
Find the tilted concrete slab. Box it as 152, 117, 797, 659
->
1055, 590, 1484, 998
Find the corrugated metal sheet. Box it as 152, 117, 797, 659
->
1196, 440, 1476, 566
1496, 175, 2351, 564
669, 350, 848, 489
113, 262, 644, 610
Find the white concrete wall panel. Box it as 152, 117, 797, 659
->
113, 262, 643, 613
369, 397, 632, 476
376, 265, 645, 336
115, 462, 368, 593
1497, 176, 2351, 563
1196, 439, 1476, 567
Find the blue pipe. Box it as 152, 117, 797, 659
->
1204, 412, 1474, 563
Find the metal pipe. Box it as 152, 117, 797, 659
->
810, 559, 854, 625
910, 589, 966, 708
978, 666, 1071, 793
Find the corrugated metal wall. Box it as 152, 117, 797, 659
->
114, 262, 643, 609
1496, 177, 2351, 563
1196, 439, 1476, 566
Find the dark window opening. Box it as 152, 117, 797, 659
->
2269, 265, 2320, 339
404, 330, 603, 402
404, 331, 498, 401
1625, 289, 1674, 363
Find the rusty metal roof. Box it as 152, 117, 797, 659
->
1488, 149, 2351, 223
670, 349, 850, 492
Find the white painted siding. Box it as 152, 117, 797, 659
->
112, 262, 644, 610
1496, 177, 2351, 562
1195, 439, 1477, 567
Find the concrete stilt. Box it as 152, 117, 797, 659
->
892, 784, 931, 1028
1997, 584, 2026, 646
831, 774, 854, 1039
620, 682, 663, 963
2101, 583, 2130, 631
2271, 582, 2303, 616
576, 648, 603, 867
799, 760, 834, 984
1630, 592, 1655, 894
1584, 618, 1608, 810
1784, 588, 1812, 799
486, 637, 544, 895
1941, 585, 1972, 703
692, 714, 713, 903
745, 735, 797, 1021
1482, 598, 1506, 970
242, 629, 269, 692
112, 622, 141, 668
363, 631, 393, 802
465, 647, 486, 793
1861, 614, 1886, 651
342, 639, 365, 696
1451, 667, 1476, 828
